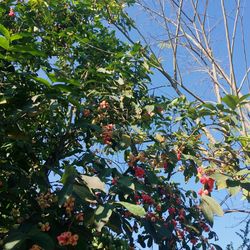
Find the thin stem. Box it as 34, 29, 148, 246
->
221, 0, 237, 93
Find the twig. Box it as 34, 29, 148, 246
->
224, 209, 250, 214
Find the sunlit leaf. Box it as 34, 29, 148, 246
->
115, 202, 146, 217
80, 175, 106, 192
202, 195, 224, 217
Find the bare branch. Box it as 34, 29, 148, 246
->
221, 0, 237, 93
239, 5, 250, 92
231, 0, 241, 57
239, 67, 250, 93
224, 209, 250, 214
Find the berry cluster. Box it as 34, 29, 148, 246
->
127, 152, 146, 166
102, 124, 114, 145
64, 196, 75, 215
177, 149, 182, 161
197, 167, 215, 196
75, 212, 84, 221
111, 178, 118, 185
82, 109, 91, 117
141, 193, 154, 205
134, 166, 145, 178
9, 8, 15, 17
36, 191, 56, 209
168, 207, 176, 216
146, 212, 159, 222
57, 231, 79, 246
199, 221, 210, 232
39, 222, 50, 232
29, 245, 42, 250
99, 100, 110, 110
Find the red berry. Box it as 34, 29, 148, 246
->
134, 166, 145, 178
177, 150, 181, 161
111, 178, 118, 185
197, 167, 204, 174
141, 193, 153, 204
190, 238, 197, 245
206, 178, 215, 192
156, 204, 161, 212
168, 207, 176, 215
204, 225, 210, 232
177, 230, 184, 239
163, 162, 168, 170
171, 219, 177, 228
8, 8, 15, 17
200, 176, 208, 185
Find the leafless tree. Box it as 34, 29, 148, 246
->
112, 0, 250, 135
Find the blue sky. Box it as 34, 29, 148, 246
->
124, 0, 250, 101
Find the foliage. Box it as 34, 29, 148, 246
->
226, 218, 250, 250
236, 218, 250, 250
0, 1, 249, 250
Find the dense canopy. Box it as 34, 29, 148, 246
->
0, 1, 249, 250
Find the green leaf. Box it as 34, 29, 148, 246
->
146, 171, 159, 185
58, 181, 73, 207
242, 189, 250, 201
210, 173, 228, 190
0, 24, 10, 40
115, 202, 146, 217
203, 103, 217, 110
154, 133, 165, 143
183, 224, 200, 234
122, 218, 133, 239
236, 169, 250, 176
144, 105, 154, 113
4, 232, 26, 250
147, 237, 153, 248
52, 84, 73, 92
228, 186, 241, 196
202, 195, 224, 217
211, 244, 223, 250
210, 173, 228, 181
200, 199, 214, 227
47, 73, 81, 86
226, 179, 240, 187
0, 37, 9, 50
9, 45, 46, 57
222, 95, 239, 110
32, 77, 51, 87
73, 184, 96, 203
94, 205, 112, 232
61, 166, 77, 184
10, 32, 32, 42
142, 219, 159, 242
80, 175, 106, 192
239, 93, 250, 103
10, 34, 23, 42
121, 134, 131, 147
107, 212, 123, 234
27, 230, 54, 250
240, 182, 250, 191
67, 96, 81, 108
0, 97, 7, 105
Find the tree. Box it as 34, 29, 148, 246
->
111, 0, 250, 219
0, 1, 249, 250
127, 0, 250, 132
